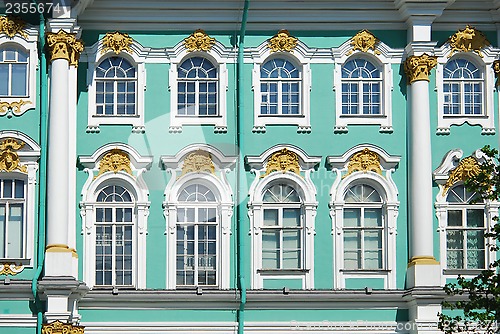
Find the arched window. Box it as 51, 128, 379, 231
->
0, 179, 25, 259
443, 59, 483, 115
0, 46, 28, 97
94, 185, 136, 287
343, 184, 384, 270
261, 183, 303, 270
445, 184, 486, 270
341, 58, 381, 115
177, 57, 218, 116
176, 184, 219, 287
260, 58, 300, 115
95, 57, 137, 116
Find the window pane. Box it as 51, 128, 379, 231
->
283, 208, 300, 227
3, 180, 12, 198
344, 231, 361, 269
364, 208, 382, 227
11, 64, 27, 96
447, 230, 464, 269
364, 230, 382, 269
447, 210, 462, 226
14, 180, 24, 198
344, 208, 360, 227
467, 209, 484, 227
0, 64, 9, 96
263, 209, 278, 226
262, 231, 280, 269
0, 205, 5, 258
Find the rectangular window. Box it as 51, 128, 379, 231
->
0, 179, 25, 259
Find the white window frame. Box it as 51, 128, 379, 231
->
79, 143, 152, 289
246, 145, 320, 289
169, 48, 228, 133
161, 144, 236, 289
332, 40, 398, 133
86, 42, 146, 134
435, 46, 496, 135
0, 28, 38, 117
0, 131, 40, 268
328, 144, 400, 289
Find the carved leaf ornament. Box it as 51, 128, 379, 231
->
101, 31, 134, 54
443, 156, 481, 194
0, 138, 27, 173
348, 29, 380, 55
184, 29, 215, 52
178, 151, 215, 179
0, 16, 27, 39
448, 25, 489, 58
344, 148, 382, 178
262, 148, 301, 177
268, 30, 298, 52
95, 149, 133, 179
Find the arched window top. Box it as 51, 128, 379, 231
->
444, 59, 481, 79
178, 57, 217, 79
344, 184, 381, 203
261, 58, 299, 79
0, 46, 28, 62
96, 57, 136, 79
178, 184, 217, 202
342, 58, 380, 79
446, 184, 482, 204
263, 183, 301, 203
96, 185, 133, 203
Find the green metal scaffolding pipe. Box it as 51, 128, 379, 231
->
236, 0, 250, 333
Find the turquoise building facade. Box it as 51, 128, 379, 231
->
1, 1, 500, 333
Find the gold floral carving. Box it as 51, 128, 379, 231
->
184, 29, 215, 52
46, 30, 84, 67
0, 100, 31, 115
42, 320, 85, 334
0, 138, 27, 173
263, 148, 300, 177
404, 54, 437, 84
345, 148, 382, 177
178, 151, 215, 179
0, 16, 27, 39
443, 156, 481, 194
347, 30, 380, 55
95, 149, 133, 179
268, 30, 298, 53
493, 60, 500, 86
448, 25, 489, 58
101, 31, 134, 54
0, 263, 24, 276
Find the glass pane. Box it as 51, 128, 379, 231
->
364, 208, 382, 227
283, 208, 300, 227
11, 64, 27, 96
262, 231, 280, 269
0, 205, 5, 258
14, 180, 24, 198
364, 230, 382, 269
344, 208, 360, 227
263, 209, 278, 226
0, 64, 8, 95
447, 210, 462, 226
467, 209, 484, 227
8, 204, 23, 257
344, 231, 361, 269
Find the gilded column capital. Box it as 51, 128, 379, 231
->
46, 30, 84, 67
404, 54, 437, 84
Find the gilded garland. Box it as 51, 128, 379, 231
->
348, 30, 380, 55
184, 29, 215, 52
448, 25, 489, 58
101, 31, 134, 54
345, 148, 382, 177
0, 100, 31, 116
263, 148, 300, 177
268, 30, 298, 52
0, 16, 27, 39
95, 149, 133, 179
178, 151, 215, 179
0, 263, 24, 276
0, 138, 27, 173
46, 30, 84, 67
404, 54, 437, 84
443, 156, 481, 194
42, 320, 84, 334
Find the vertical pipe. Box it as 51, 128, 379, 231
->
236, 1, 250, 333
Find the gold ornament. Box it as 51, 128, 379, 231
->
95, 149, 133, 179
46, 30, 84, 67
42, 320, 85, 334
448, 25, 489, 58
0, 263, 24, 276
0, 100, 31, 115
404, 54, 437, 84
101, 31, 134, 55
263, 148, 300, 177
493, 60, 500, 86
345, 148, 382, 177
184, 29, 215, 52
0, 138, 27, 173
348, 30, 380, 55
268, 30, 298, 53
0, 16, 27, 39
443, 156, 481, 194
178, 151, 215, 179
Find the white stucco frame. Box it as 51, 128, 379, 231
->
327, 144, 400, 289
0, 131, 40, 268
433, 148, 499, 285
161, 144, 237, 289
246, 145, 320, 289
79, 143, 153, 289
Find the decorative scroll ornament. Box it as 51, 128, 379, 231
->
448, 25, 489, 58
0, 263, 24, 276
344, 148, 382, 178
184, 29, 215, 52
493, 60, 500, 86
0, 138, 27, 173
42, 320, 85, 334
404, 54, 437, 84
101, 31, 134, 54
268, 30, 298, 52
0, 16, 27, 39
348, 29, 380, 55
95, 149, 133, 179
178, 151, 215, 179
443, 156, 481, 194
46, 30, 84, 67
263, 148, 300, 177
0, 100, 31, 116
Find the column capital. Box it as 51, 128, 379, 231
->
404, 53, 437, 84
46, 30, 84, 67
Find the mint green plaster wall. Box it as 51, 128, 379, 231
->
0, 300, 33, 314
245, 309, 403, 322
79, 309, 236, 322
263, 278, 303, 289
0, 328, 35, 333
344, 278, 385, 289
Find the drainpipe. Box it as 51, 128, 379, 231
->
30, 2, 48, 333
236, 1, 250, 333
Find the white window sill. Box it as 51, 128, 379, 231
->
257, 269, 310, 274
443, 269, 486, 276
